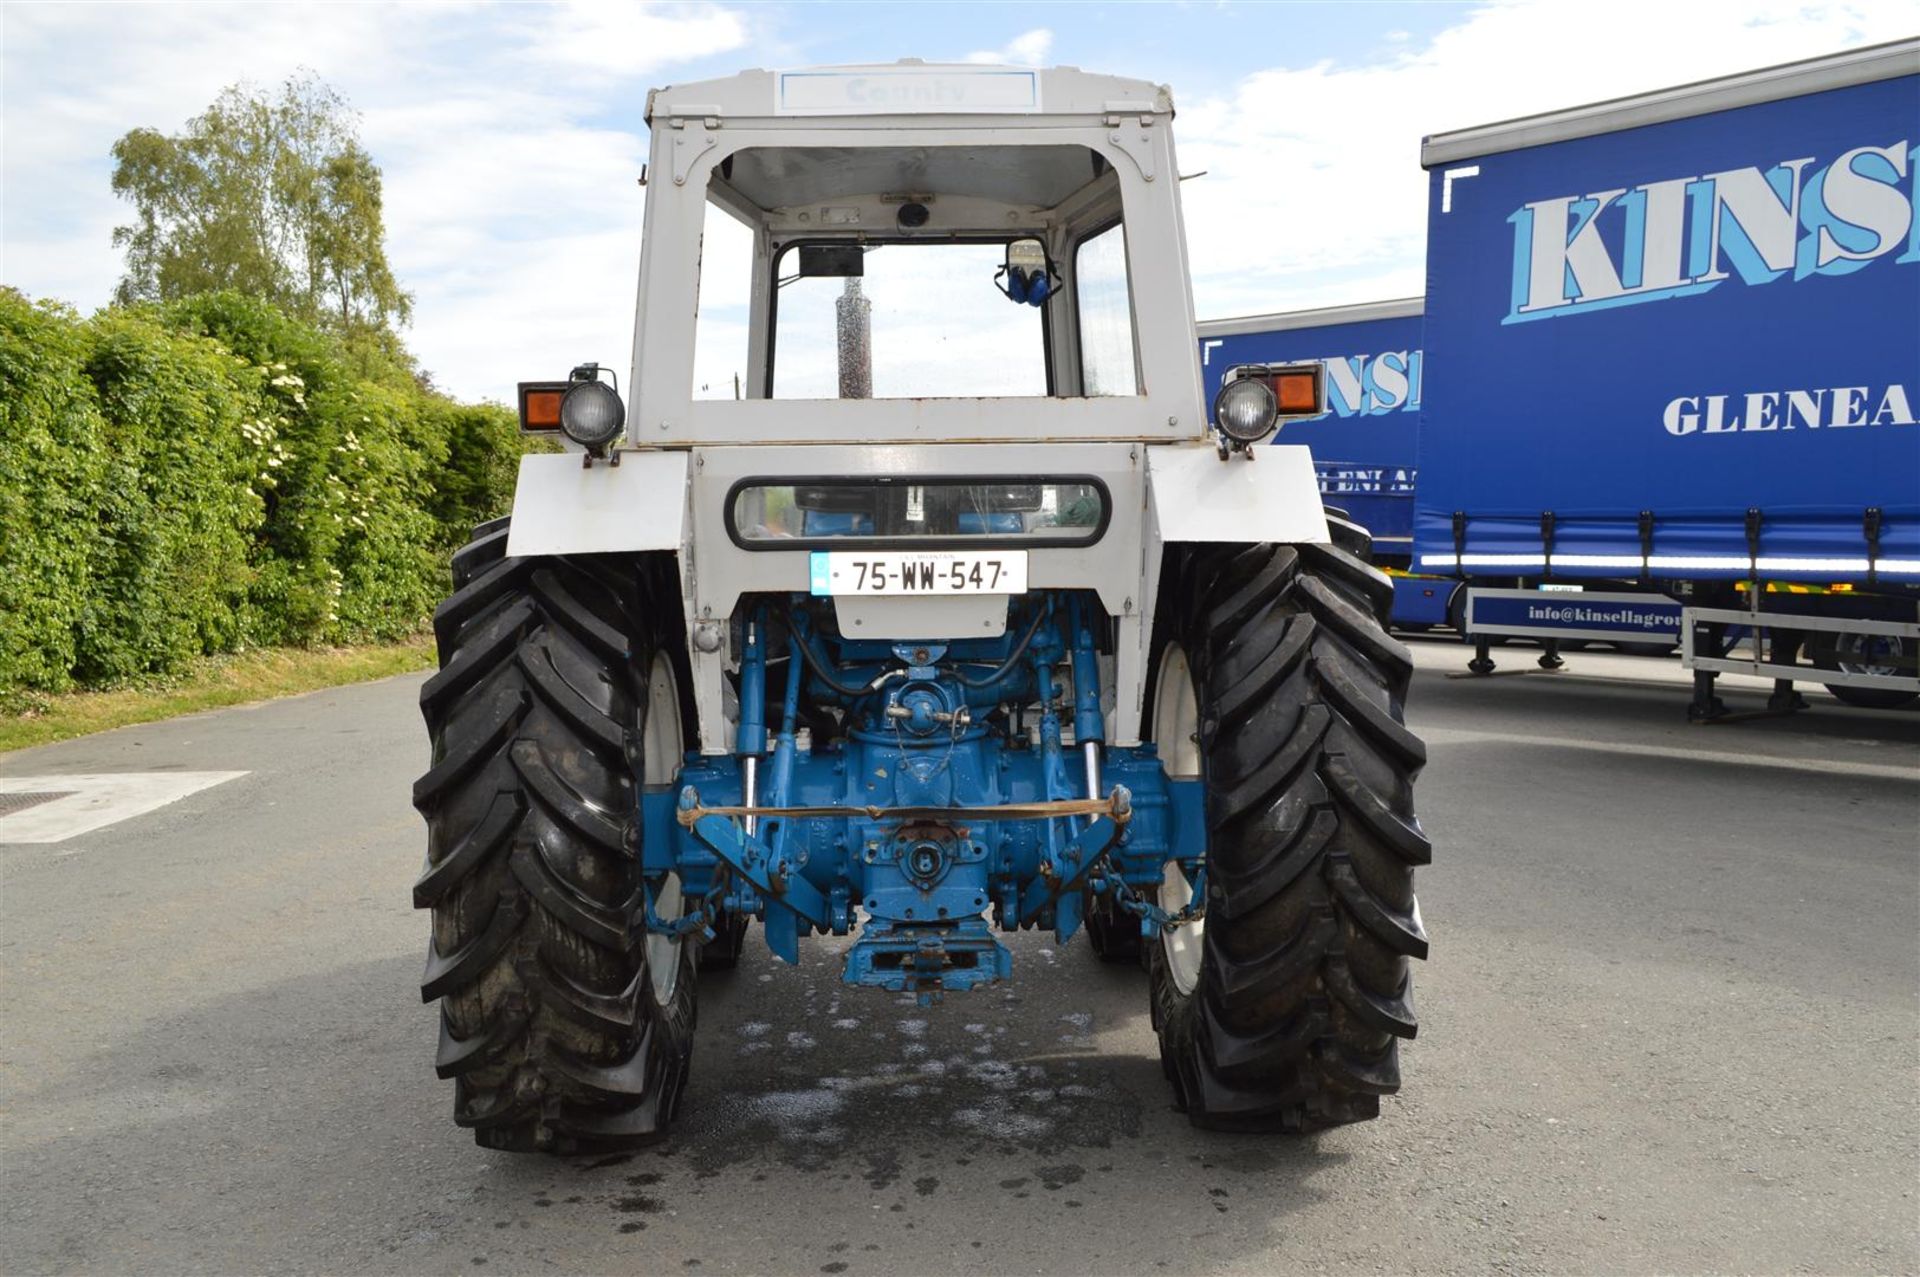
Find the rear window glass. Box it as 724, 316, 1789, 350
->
729, 478, 1108, 547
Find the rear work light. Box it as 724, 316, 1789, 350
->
1211, 361, 1326, 456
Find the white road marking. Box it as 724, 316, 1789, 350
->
0, 772, 248, 844
1424, 728, 1918, 783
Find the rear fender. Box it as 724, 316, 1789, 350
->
505, 451, 689, 558
505, 449, 700, 746
1146, 444, 1330, 546
1134, 443, 1331, 751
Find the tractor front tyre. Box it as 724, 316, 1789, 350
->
412, 519, 697, 1153
699, 909, 750, 972
1083, 883, 1144, 965
1148, 538, 1431, 1132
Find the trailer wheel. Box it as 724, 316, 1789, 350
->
413, 522, 697, 1153
1148, 538, 1430, 1131
1445, 586, 1508, 647
1816, 633, 1919, 710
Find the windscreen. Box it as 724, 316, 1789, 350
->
693, 142, 1141, 402
772, 244, 1046, 399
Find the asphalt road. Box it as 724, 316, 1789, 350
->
3, 641, 1916, 1275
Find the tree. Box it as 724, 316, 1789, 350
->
111, 73, 412, 333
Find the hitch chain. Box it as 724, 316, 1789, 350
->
1095, 856, 1205, 932
640, 869, 728, 942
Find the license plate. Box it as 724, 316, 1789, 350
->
809, 550, 1028, 596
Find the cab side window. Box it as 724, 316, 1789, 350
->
1075, 223, 1140, 396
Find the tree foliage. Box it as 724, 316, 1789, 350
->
110, 73, 412, 334
0, 289, 524, 701
0, 74, 546, 704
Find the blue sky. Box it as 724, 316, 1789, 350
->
3, 1, 1911, 402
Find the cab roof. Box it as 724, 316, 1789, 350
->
645, 61, 1173, 126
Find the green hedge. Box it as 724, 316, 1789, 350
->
0, 289, 527, 698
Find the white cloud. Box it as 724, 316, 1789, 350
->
3, 0, 1912, 402
965, 29, 1054, 67
514, 1, 748, 78
1175, 0, 1919, 323
0, 1, 747, 402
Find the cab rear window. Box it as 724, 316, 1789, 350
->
727, 477, 1109, 549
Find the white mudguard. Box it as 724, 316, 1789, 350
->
505, 451, 690, 558
1146, 444, 1330, 545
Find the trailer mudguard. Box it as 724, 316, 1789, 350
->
505, 451, 689, 558
1147, 443, 1331, 544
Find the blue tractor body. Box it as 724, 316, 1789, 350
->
644, 593, 1201, 1000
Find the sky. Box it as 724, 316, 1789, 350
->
2, 0, 1914, 404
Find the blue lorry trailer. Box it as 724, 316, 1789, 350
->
1197, 301, 1458, 628
1415, 39, 1920, 714
1194, 302, 1651, 642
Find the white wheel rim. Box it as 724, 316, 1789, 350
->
1161, 859, 1203, 996
642, 652, 687, 1006
1153, 643, 1204, 996
1153, 644, 1202, 781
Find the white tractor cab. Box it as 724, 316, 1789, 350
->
416, 63, 1429, 1154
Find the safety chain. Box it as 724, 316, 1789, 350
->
1095, 854, 1205, 932
640, 868, 728, 941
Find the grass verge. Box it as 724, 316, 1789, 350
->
0, 638, 436, 755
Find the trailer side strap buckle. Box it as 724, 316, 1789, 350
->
1865, 506, 1882, 587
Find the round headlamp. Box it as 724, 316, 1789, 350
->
560, 380, 626, 449
1213, 377, 1279, 445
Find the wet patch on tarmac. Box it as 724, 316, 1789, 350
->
515, 933, 1174, 1273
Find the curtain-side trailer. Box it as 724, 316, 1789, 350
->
1415, 38, 1920, 715
1196, 303, 1679, 650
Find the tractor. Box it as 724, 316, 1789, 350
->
413, 62, 1429, 1152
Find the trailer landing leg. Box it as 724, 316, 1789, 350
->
1767, 680, 1810, 714
1688, 669, 1809, 724
1688, 668, 1728, 723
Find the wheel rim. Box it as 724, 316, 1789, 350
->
1837, 633, 1903, 678
1153, 643, 1204, 996
643, 651, 687, 1006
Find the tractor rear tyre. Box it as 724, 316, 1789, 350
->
413, 519, 697, 1153
1147, 537, 1430, 1131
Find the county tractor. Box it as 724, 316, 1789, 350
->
412, 62, 1430, 1152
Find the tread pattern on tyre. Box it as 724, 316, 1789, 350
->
414, 520, 694, 1153
1149, 534, 1431, 1132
